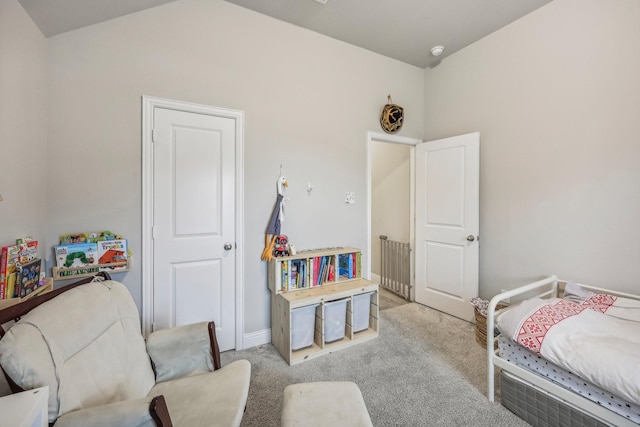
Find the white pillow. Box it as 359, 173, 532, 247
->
495, 297, 562, 341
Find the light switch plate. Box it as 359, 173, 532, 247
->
345, 192, 355, 204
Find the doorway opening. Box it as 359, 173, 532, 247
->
366, 131, 420, 308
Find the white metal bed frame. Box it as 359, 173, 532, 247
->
487, 275, 640, 427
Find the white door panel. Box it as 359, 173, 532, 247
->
173, 260, 221, 326
173, 127, 221, 235
152, 107, 236, 350
415, 132, 479, 322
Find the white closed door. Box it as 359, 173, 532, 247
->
152, 107, 236, 350
415, 132, 479, 322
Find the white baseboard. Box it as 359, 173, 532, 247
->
240, 328, 271, 350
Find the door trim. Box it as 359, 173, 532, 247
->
141, 96, 245, 349
366, 131, 421, 298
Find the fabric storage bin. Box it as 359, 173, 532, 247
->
324, 298, 348, 343
352, 292, 374, 332
291, 303, 319, 350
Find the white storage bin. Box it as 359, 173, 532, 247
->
324, 298, 348, 343
291, 304, 319, 350
352, 292, 374, 332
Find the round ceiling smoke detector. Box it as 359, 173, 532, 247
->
431, 46, 444, 57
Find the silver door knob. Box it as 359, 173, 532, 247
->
466, 235, 475, 242
224, 242, 233, 251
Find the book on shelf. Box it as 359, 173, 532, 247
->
327, 263, 335, 281
319, 256, 332, 284
280, 261, 288, 292
299, 259, 307, 288
59, 232, 88, 245
290, 259, 301, 290
5, 271, 17, 300
338, 253, 352, 279
54, 243, 99, 277
290, 259, 309, 290
271, 249, 363, 294
317, 256, 327, 285
1, 240, 39, 300
17, 258, 42, 298
97, 239, 128, 271
312, 257, 320, 286
307, 258, 314, 287
338, 252, 360, 279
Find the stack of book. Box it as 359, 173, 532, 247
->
338, 252, 360, 279
0, 238, 44, 300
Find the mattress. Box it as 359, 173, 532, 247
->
498, 335, 640, 424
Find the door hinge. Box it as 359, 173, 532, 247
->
151, 129, 157, 143
152, 226, 156, 239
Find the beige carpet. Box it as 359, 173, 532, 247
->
221, 302, 527, 427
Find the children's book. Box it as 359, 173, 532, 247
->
5, 271, 17, 299
281, 261, 288, 292
298, 260, 307, 288
55, 243, 99, 277
317, 256, 327, 285
1, 244, 21, 299
290, 260, 301, 289
59, 233, 88, 245
327, 263, 335, 282
338, 253, 351, 278
18, 240, 39, 264
97, 239, 128, 271
17, 258, 42, 298
313, 257, 320, 286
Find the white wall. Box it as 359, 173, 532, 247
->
45, 0, 424, 336
0, 0, 48, 254
10, 0, 636, 344
423, 0, 640, 296
371, 141, 412, 276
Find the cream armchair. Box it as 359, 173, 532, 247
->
0, 274, 250, 427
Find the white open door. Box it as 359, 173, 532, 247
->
143, 97, 242, 351
414, 132, 479, 322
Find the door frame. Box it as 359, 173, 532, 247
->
141, 95, 245, 349
366, 131, 421, 299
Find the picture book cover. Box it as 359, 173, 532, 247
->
18, 240, 39, 264
97, 239, 128, 271
55, 243, 98, 268
17, 258, 42, 298
55, 243, 99, 279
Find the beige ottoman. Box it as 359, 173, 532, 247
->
281, 381, 373, 427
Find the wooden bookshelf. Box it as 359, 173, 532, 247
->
0, 278, 53, 310
268, 248, 378, 365
52, 258, 131, 281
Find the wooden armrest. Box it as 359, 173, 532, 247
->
207, 321, 221, 370
149, 395, 173, 427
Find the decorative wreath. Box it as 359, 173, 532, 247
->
380, 95, 404, 134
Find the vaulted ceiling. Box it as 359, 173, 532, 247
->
19, 0, 552, 68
